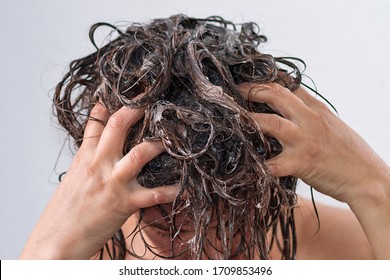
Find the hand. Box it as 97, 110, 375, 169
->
239, 83, 390, 259
20, 103, 177, 259
239, 83, 390, 204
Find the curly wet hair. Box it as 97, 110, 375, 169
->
54, 14, 303, 259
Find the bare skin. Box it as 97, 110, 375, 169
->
239, 83, 390, 259
20, 104, 177, 259
294, 198, 373, 259
110, 197, 373, 260
20, 84, 390, 259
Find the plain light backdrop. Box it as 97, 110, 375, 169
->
1, 0, 389, 259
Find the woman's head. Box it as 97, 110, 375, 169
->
54, 14, 301, 259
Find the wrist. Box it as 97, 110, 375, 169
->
346, 165, 390, 208
19, 209, 97, 259
347, 173, 390, 259
20, 236, 69, 259
20, 232, 98, 260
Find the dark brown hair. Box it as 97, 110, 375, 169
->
54, 14, 302, 259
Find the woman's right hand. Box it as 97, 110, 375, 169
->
20, 103, 177, 259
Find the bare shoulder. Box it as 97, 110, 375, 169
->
294, 196, 374, 259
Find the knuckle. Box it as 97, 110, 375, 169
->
268, 114, 293, 139
274, 115, 284, 133
90, 103, 106, 118
72, 149, 93, 168
264, 114, 283, 135
248, 85, 265, 98
268, 159, 289, 178
269, 83, 287, 96
151, 190, 165, 205
270, 88, 283, 100
317, 101, 333, 113
107, 113, 123, 129
314, 112, 331, 131
72, 150, 84, 165
128, 145, 145, 165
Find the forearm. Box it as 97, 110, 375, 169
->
19, 190, 110, 260
347, 172, 390, 259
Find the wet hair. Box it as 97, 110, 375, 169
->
54, 14, 303, 259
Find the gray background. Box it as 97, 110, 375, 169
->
1, 0, 389, 259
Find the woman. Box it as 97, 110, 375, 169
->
20, 15, 390, 260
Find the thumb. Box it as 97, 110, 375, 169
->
130, 184, 179, 210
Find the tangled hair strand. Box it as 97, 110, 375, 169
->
54, 14, 304, 260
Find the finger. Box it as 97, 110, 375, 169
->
249, 112, 299, 144
82, 102, 109, 149
130, 184, 179, 211
266, 153, 296, 178
294, 87, 334, 113
96, 106, 144, 159
238, 82, 312, 122
114, 141, 165, 183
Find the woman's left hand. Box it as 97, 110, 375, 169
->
239, 82, 390, 259
239, 82, 390, 203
